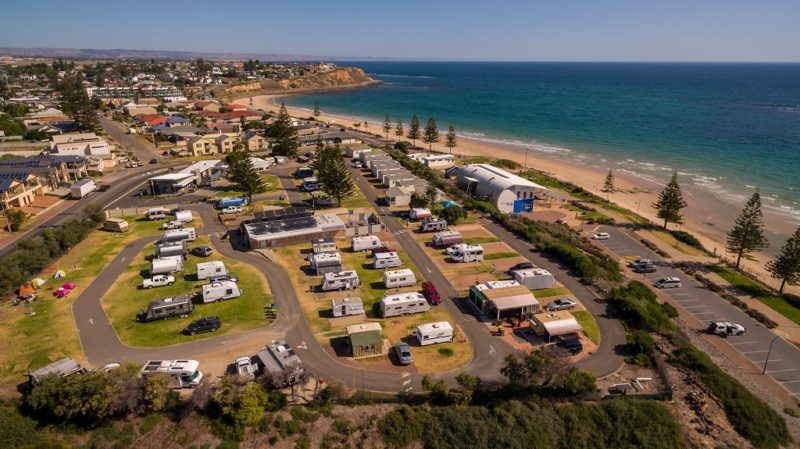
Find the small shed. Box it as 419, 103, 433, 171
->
332, 297, 364, 317
513, 268, 556, 290
529, 310, 583, 340
346, 322, 383, 357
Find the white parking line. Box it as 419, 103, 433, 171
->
752, 359, 782, 364
683, 305, 707, 310
692, 311, 717, 316
730, 341, 759, 345
779, 379, 800, 385
741, 350, 769, 354
766, 368, 796, 374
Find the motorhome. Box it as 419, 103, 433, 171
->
308, 252, 343, 275
331, 297, 364, 317
161, 227, 197, 243
320, 270, 360, 291
351, 235, 382, 252
373, 251, 403, 269
201, 280, 242, 303
140, 360, 203, 388
383, 269, 417, 289
255, 340, 305, 387
196, 261, 227, 280
103, 218, 129, 232
137, 295, 194, 322
150, 256, 183, 275
419, 217, 447, 233
27, 358, 86, 385
311, 237, 337, 254
380, 292, 430, 317
450, 244, 484, 263
415, 322, 454, 346
409, 208, 432, 221
432, 231, 464, 248
147, 207, 168, 220
174, 210, 193, 223
155, 241, 187, 259
300, 176, 319, 192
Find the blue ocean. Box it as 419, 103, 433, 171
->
286, 62, 800, 224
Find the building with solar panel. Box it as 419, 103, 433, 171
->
239, 207, 346, 249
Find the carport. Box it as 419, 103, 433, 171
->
530, 310, 583, 340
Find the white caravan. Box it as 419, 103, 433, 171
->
380, 292, 431, 318
201, 280, 242, 303
140, 360, 203, 389
383, 269, 417, 289
351, 235, 382, 252
196, 261, 227, 280
331, 297, 364, 317
320, 270, 360, 291
415, 321, 454, 346
373, 251, 403, 269
450, 244, 484, 263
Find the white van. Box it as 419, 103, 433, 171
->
381, 292, 430, 318
655, 277, 682, 289
196, 261, 227, 280
450, 244, 484, 263
352, 235, 382, 252
147, 208, 168, 221
201, 280, 242, 303
373, 251, 403, 269
383, 269, 417, 289
320, 270, 360, 291
415, 321, 454, 346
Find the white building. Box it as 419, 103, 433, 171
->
456, 164, 549, 213
49, 133, 113, 163
409, 153, 456, 168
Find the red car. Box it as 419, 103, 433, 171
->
421, 282, 442, 305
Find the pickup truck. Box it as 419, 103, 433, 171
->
142, 274, 176, 289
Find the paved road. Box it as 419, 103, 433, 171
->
101, 116, 160, 162
594, 225, 800, 399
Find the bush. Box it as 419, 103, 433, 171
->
626, 330, 655, 366
440, 205, 467, 224
492, 158, 519, 170
378, 405, 424, 448
437, 347, 454, 357
289, 406, 319, 423
607, 281, 676, 333
394, 141, 410, 152
668, 230, 706, 252
0, 405, 40, 448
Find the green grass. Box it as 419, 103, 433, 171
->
102, 236, 271, 347
710, 266, 800, 326
572, 310, 600, 345
463, 237, 501, 245
262, 174, 282, 191
343, 249, 423, 315
533, 286, 570, 298
483, 251, 519, 261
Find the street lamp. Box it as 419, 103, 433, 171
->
763, 334, 783, 374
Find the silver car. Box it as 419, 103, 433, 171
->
395, 342, 413, 365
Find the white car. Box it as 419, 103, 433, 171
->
591, 232, 611, 240
221, 205, 243, 214
654, 277, 682, 289
234, 356, 257, 378
707, 321, 746, 337
161, 220, 184, 230
142, 274, 176, 289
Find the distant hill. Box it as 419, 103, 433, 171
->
0, 47, 389, 62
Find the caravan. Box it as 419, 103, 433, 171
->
137, 295, 194, 322
147, 208, 168, 221
419, 217, 447, 233
373, 251, 403, 269
450, 244, 484, 263
351, 235, 382, 252
311, 237, 337, 254
409, 208, 432, 221
331, 297, 364, 317
320, 270, 360, 291
308, 252, 343, 275
432, 231, 464, 248
196, 261, 227, 280
380, 292, 430, 318
201, 280, 242, 303
150, 256, 183, 275
415, 322, 454, 346
155, 241, 187, 259
103, 218, 129, 232
161, 227, 197, 243
141, 360, 203, 389
383, 269, 417, 289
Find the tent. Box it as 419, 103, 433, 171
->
53, 270, 66, 279
62, 282, 76, 290
31, 278, 46, 287
18, 284, 36, 297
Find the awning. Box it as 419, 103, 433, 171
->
542, 318, 583, 337
491, 294, 539, 311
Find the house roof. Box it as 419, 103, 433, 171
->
385, 186, 409, 197
460, 164, 548, 192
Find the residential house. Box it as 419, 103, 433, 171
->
215, 134, 239, 153
242, 132, 267, 151
228, 103, 247, 111
186, 135, 219, 156
49, 133, 113, 165
0, 154, 88, 190
195, 101, 221, 112
123, 104, 158, 117
0, 172, 44, 208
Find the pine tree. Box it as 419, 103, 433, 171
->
313, 101, 320, 118
766, 226, 800, 293
422, 117, 439, 150
445, 125, 458, 154
224, 149, 266, 203
316, 146, 354, 206
315, 132, 324, 152
425, 183, 439, 208
726, 191, 769, 270
363, 120, 369, 131
652, 170, 687, 229
407, 114, 421, 147
59, 74, 99, 132
602, 168, 615, 200
383, 115, 392, 139
270, 103, 300, 157
394, 120, 404, 140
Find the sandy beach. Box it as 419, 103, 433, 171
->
239, 94, 792, 290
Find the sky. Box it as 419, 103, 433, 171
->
1, 0, 799, 61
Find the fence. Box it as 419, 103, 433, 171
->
105, 204, 183, 218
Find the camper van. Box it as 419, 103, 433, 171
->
319, 270, 360, 291
311, 237, 337, 254
331, 297, 364, 317
103, 218, 129, 232
380, 292, 431, 318
155, 241, 187, 259
432, 231, 464, 248
201, 280, 242, 303
137, 295, 194, 322
150, 256, 183, 275
147, 208, 168, 220
161, 227, 197, 243
196, 261, 227, 280
352, 235, 382, 252
419, 217, 447, 233
141, 360, 203, 389
415, 322, 454, 346
373, 251, 403, 269
300, 176, 320, 192
309, 252, 343, 275
28, 358, 86, 386
383, 269, 417, 289
450, 244, 484, 263
409, 208, 432, 221
295, 167, 314, 178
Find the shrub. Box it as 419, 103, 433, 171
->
607, 281, 675, 333
626, 330, 656, 366
0, 405, 40, 448
440, 205, 467, 224
438, 347, 454, 357
289, 406, 319, 423
669, 230, 706, 252
493, 158, 519, 169
378, 405, 424, 448
138, 413, 161, 435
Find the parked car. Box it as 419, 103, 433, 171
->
628, 258, 653, 268
182, 316, 221, 335
545, 298, 577, 311
137, 161, 144, 166
707, 321, 746, 337
632, 263, 657, 273
209, 274, 238, 283
161, 220, 184, 230
142, 274, 176, 289
556, 334, 584, 355
591, 232, 610, 240
192, 246, 213, 257
352, 160, 363, 168
654, 277, 682, 289
421, 281, 442, 305
234, 356, 257, 378
394, 342, 414, 365
507, 262, 534, 273
162, 151, 170, 156
149, 158, 158, 164
221, 205, 243, 214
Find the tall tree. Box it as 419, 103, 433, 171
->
224, 149, 266, 203
382, 115, 392, 139
363, 120, 369, 131
315, 132, 324, 152
313, 101, 321, 118
652, 170, 687, 229
316, 146, 355, 206
445, 125, 458, 154
59, 74, 99, 132
766, 226, 800, 293
726, 191, 769, 270
394, 120, 404, 140
407, 114, 421, 147
424, 183, 439, 208
269, 103, 300, 157
422, 117, 439, 150
602, 168, 615, 200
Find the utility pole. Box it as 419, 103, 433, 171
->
763, 334, 783, 374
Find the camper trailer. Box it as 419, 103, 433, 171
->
351, 235, 382, 252
103, 218, 129, 232
141, 360, 203, 389
380, 292, 431, 318
28, 358, 86, 385
409, 208, 432, 221
512, 268, 556, 290
419, 217, 447, 233
320, 270, 360, 291
196, 261, 227, 280
137, 295, 194, 322
311, 237, 337, 254
201, 280, 242, 303
331, 297, 364, 317
432, 231, 464, 248
161, 227, 197, 243
174, 210, 193, 223
309, 252, 343, 275
383, 269, 417, 289
415, 322, 455, 346
373, 251, 403, 269
155, 241, 187, 259
450, 244, 484, 263
150, 256, 183, 275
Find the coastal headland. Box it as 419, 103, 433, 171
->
219, 66, 380, 99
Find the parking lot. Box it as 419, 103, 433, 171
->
594, 225, 800, 399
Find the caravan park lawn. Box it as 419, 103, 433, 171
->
101, 236, 271, 347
